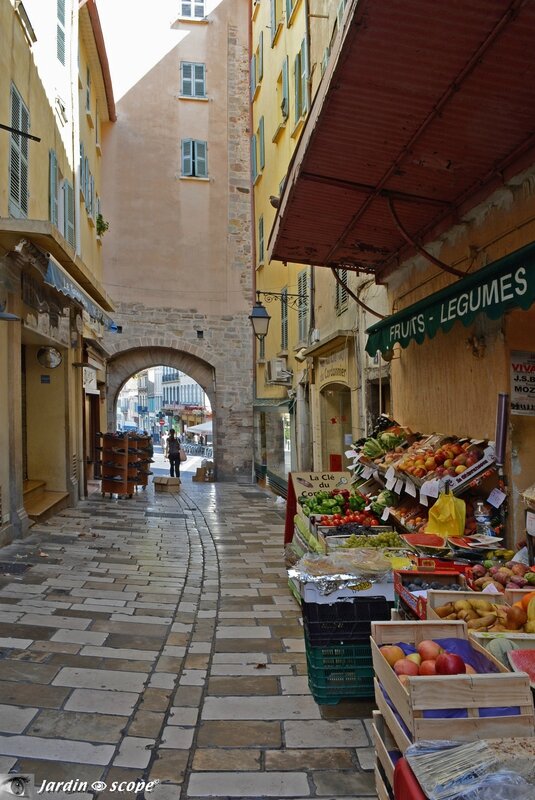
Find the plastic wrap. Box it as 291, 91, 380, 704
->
288, 549, 392, 595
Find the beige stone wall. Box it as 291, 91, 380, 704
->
101, 0, 253, 480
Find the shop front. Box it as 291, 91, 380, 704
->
253, 397, 294, 495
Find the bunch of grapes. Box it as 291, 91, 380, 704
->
340, 532, 403, 549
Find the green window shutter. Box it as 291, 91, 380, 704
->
286, 0, 292, 24
194, 64, 205, 97
258, 31, 263, 81
9, 85, 29, 218
258, 215, 264, 263
182, 139, 193, 176
251, 134, 258, 182
64, 181, 75, 247
250, 54, 257, 99
79, 142, 84, 196
270, 0, 277, 44
89, 174, 95, 217
57, 25, 65, 65
281, 57, 289, 119
293, 54, 301, 123
84, 157, 90, 209
49, 150, 58, 225
194, 140, 207, 177
181, 62, 193, 96
259, 117, 265, 170
298, 269, 309, 342
57, 0, 65, 25
301, 38, 309, 114
281, 288, 288, 350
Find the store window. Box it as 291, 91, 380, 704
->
320, 383, 352, 471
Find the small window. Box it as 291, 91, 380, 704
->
251, 134, 258, 183
281, 287, 288, 351
181, 62, 206, 98
57, 0, 65, 65
181, 139, 208, 177
250, 32, 264, 99
335, 268, 348, 313
258, 215, 264, 264
270, 0, 283, 45
49, 150, 58, 226
297, 269, 310, 343
79, 141, 85, 198
181, 0, 205, 18
9, 84, 30, 218
63, 181, 75, 247
258, 117, 265, 171
86, 67, 91, 113
293, 37, 309, 123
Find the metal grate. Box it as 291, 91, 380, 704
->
72, 454, 78, 480
0, 562, 32, 575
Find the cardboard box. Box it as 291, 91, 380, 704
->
394, 569, 465, 619
154, 477, 181, 492
371, 620, 534, 752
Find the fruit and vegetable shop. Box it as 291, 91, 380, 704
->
284, 414, 535, 799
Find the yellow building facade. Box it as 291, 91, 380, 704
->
0, 0, 115, 543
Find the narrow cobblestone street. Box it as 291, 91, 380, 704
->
0, 481, 376, 800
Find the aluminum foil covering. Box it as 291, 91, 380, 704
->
288, 549, 392, 594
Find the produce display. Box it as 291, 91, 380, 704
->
296, 549, 391, 577
338, 531, 404, 549
379, 639, 476, 680
405, 576, 464, 592
298, 488, 366, 518
470, 561, 535, 592
396, 438, 485, 481
508, 649, 535, 688
433, 596, 535, 633
317, 510, 381, 528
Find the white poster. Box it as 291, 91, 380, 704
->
510, 350, 535, 415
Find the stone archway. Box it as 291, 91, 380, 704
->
105, 344, 252, 482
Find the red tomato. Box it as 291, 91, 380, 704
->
370, 520, 379, 526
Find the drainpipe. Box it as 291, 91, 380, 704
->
248, 3, 258, 484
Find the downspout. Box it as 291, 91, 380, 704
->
248, 3, 258, 484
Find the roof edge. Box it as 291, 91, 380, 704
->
81, 0, 116, 122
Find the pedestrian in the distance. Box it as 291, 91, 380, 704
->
165, 429, 181, 479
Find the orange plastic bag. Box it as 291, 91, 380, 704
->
426, 490, 466, 538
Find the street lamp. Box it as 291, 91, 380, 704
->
249, 289, 308, 340
0, 300, 20, 322
249, 296, 271, 340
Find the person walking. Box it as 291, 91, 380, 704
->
165, 429, 181, 479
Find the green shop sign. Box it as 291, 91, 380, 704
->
365, 241, 535, 355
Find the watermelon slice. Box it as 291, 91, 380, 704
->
508, 649, 535, 688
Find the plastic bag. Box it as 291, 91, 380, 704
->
453, 771, 534, 800
426, 490, 466, 538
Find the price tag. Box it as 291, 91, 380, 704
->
527, 511, 535, 536
419, 493, 429, 507
345, 449, 357, 458
385, 467, 396, 481
386, 476, 396, 491
421, 480, 440, 498
381, 507, 391, 522
486, 488, 506, 508
361, 466, 373, 479
405, 480, 417, 497
394, 479, 404, 494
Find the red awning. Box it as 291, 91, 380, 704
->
268, 0, 535, 278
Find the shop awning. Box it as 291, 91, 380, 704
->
45, 256, 116, 329
365, 241, 535, 355
253, 397, 292, 410
268, 0, 535, 278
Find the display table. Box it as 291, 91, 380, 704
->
393, 758, 426, 800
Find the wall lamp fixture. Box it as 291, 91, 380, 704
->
0, 301, 20, 322
249, 290, 308, 341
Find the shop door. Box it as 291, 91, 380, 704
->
320, 384, 352, 471
21, 347, 28, 480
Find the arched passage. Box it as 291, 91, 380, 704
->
106, 345, 250, 481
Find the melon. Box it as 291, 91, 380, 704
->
507, 649, 535, 688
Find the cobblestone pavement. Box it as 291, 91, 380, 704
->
0, 481, 377, 799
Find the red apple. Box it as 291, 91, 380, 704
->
379, 645, 405, 667
435, 653, 466, 675
417, 640, 442, 661
419, 660, 437, 675
452, 454, 467, 467
394, 658, 419, 677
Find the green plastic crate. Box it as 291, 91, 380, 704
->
305, 638, 374, 704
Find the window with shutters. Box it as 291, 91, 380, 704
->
258, 216, 264, 265
180, 0, 205, 19
181, 139, 208, 178
273, 58, 289, 141
84, 156, 90, 204
258, 117, 265, 172
63, 181, 75, 247
9, 84, 30, 219
250, 33, 263, 99
180, 62, 206, 98
250, 134, 258, 183
297, 269, 310, 343
286, 0, 299, 26
57, 0, 66, 66
335, 268, 348, 314
293, 38, 309, 127
280, 287, 288, 351
86, 67, 91, 113
270, 0, 283, 45
79, 142, 85, 199
49, 150, 59, 227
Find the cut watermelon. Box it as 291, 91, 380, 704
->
507, 649, 535, 688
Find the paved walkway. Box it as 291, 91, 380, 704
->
0, 481, 376, 799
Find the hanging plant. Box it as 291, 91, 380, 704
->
96, 213, 109, 237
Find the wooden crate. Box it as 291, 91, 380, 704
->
505, 587, 535, 605
374, 766, 391, 800
426, 589, 509, 620
372, 710, 399, 797
371, 620, 534, 750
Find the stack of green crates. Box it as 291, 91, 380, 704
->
302, 597, 390, 705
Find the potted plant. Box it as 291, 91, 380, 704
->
96, 213, 109, 237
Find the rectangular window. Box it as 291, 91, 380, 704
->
181, 0, 205, 18
181, 62, 206, 97
57, 0, 65, 65
258, 215, 264, 264
281, 287, 288, 351
286, 0, 296, 24
181, 139, 208, 177
258, 116, 265, 170
95, 102, 100, 147
335, 268, 348, 313
270, 0, 283, 45
84, 156, 90, 206
298, 269, 310, 343
49, 150, 58, 226
64, 181, 75, 247
9, 84, 30, 218
250, 134, 258, 183
86, 67, 91, 113
79, 141, 85, 197
294, 37, 309, 123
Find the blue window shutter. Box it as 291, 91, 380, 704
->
181, 139, 193, 176
294, 54, 300, 123
258, 215, 264, 263
250, 134, 257, 182
270, 0, 276, 44
286, 0, 292, 24
258, 32, 263, 81
49, 150, 58, 225
250, 54, 256, 99
282, 57, 289, 119
181, 62, 192, 96
79, 142, 84, 196
298, 269, 309, 342
194, 64, 205, 97
84, 157, 89, 209
301, 38, 309, 114
194, 140, 207, 177
259, 117, 265, 170
65, 181, 75, 247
